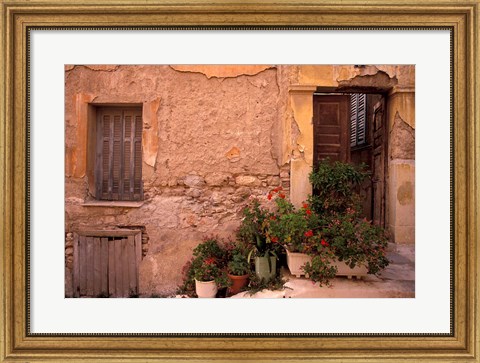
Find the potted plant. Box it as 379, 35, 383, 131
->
266, 196, 323, 277
178, 237, 230, 298
227, 249, 250, 295
237, 198, 281, 281
192, 257, 229, 298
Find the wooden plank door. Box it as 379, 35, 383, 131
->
313, 95, 350, 164
73, 231, 142, 298
372, 98, 387, 227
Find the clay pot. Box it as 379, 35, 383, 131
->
227, 273, 249, 295
195, 279, 218, 298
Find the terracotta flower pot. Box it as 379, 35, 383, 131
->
227, 273, 249, 295
195, 279, 218, 298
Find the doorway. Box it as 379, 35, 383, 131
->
313, 93, 387, 227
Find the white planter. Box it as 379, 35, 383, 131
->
285, 250, 368, 279
195, 279, 218, 298
335, 261, 368, 279
286, 250, 312, 278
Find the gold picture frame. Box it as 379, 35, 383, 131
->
1, 0, 479, 361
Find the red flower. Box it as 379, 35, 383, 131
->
279, 193, 286, 199
321, 239, 329, 247
270, 216, 277, 221
304, 230, 313, 238
305, 209, 312, 216
204, 257, 216, 265
267, 193, 272, 200
302, 203, 309, 209
271, 236, 279, 243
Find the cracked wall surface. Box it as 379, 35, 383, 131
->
65, 65, 416, 296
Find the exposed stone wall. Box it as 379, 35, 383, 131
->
65, 65, 289, 296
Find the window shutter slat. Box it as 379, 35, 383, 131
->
107, 115, 116, 198
350, 95, 357, 146
357, 94, 366, 144
133, 115, 143, 199
129, 113, 136, 197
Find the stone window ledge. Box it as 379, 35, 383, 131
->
82, 200, 144, 208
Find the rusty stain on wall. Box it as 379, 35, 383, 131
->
397, 181, 414, 205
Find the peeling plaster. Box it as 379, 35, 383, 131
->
390, 112, 415, 160
169, 65, 275, 79
66, 65, 121, 72
337, 70, 398, 92
391, 112, 415, 137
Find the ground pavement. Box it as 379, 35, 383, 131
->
230, 244, 415, 298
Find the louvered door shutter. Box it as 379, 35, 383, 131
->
349, 95, 358, 146
349, 94, 367, 147
96, 107, 143, 201
356, 94, 367, 145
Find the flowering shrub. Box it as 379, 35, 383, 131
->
308, 159, 369, 216
266, 197, 324, 254
263, 161, 390, 286
237, 198, 283, 258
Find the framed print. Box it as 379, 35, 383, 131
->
1, 0, 479, 362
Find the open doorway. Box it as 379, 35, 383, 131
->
313, 93, 387, 227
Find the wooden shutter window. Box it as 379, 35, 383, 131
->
349, 94, 367, 147
96, 107, 143, 201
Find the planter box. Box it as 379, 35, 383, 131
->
285, 250, 368, 279
285, 250, 312, 278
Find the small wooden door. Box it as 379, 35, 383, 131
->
72, 230, 142, 298
313, 95, 350, 164
372, 98, 387, 227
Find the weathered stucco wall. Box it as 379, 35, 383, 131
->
65, 65, 290, 296
65, 65, 415, 297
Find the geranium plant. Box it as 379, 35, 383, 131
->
227, 248, 250, 276
263, 161, 390, 286
267, 197, 323, 254
191, 257, 230, 285
237, 198, 282, 259
178, 237, 230, 296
